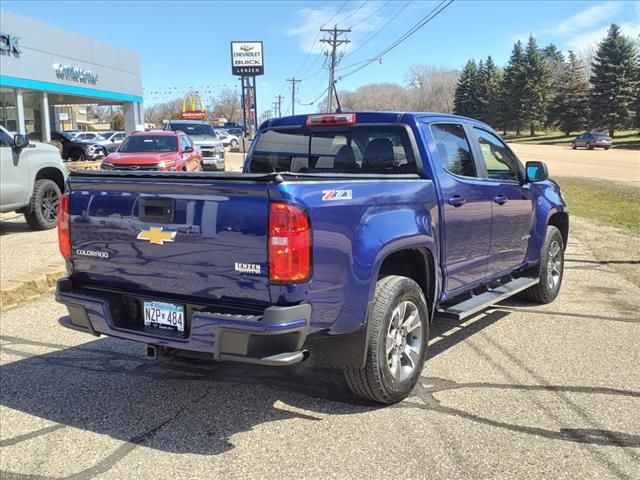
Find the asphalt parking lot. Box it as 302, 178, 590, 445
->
1, 237, 638, 479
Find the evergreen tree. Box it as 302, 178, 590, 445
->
549, 51, 590, 135
481, 55, 503, 128
522, 35, 552, 136
542, 43, 566, 128
500, 40, 527, 135
589, 24, 639, 137
454, 59, 480, 117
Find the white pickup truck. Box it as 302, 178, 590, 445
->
0, 125, 66, 230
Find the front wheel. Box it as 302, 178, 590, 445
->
230, 139, 239, 148
24, 179, 61, 230
523, 225, 564, 304
71, 149, 86, 161
586, 142, 593, 150
343, 275, 429, 404
571, 142, 577, 150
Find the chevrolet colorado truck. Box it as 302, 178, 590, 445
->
55, 112, 568, 403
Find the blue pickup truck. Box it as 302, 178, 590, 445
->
55, 112, 568, 403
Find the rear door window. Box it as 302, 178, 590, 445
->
249, 126, 416, 174
430, 124, 477, 178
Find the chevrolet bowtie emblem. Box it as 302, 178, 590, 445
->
137, 227, 177, 245
240, 44, 254, 51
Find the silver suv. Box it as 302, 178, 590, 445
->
164, 120, 225, 171
0, 125, 67, 229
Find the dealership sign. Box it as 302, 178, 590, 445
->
231, 41, 264, 76
0, 32, 22, 57
53, 63, 98, 85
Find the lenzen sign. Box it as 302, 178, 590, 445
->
53, 63, 99, 85
231, 41, 264, 76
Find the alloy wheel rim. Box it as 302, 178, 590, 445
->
386, 300, 423, 382
41, 187, 59, 222
547, 240, 562, 290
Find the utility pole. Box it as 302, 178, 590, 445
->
274, 95, 284, 117
286, 77, 302, 115
320, 26, 350, 113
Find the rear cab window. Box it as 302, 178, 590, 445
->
248, 126, 417, 174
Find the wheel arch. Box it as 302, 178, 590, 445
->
35, 167, 65, 193
548, 211, 569, 250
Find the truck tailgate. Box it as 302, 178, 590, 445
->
67, 175, 271, 305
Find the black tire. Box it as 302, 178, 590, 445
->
24, 179, 61, 230
230, 139, 239, 148
523, 225, 564, 304
604, 146, 611, 150
571, 142, 577, 150
343, 275, 429, 404
586, 142, 593, 150
70, 148, 86, 161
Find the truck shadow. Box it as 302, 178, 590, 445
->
1, 304, 639, 465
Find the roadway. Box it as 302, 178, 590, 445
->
1, 237, 638, 479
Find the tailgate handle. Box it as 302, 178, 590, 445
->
138, 197, 175, 223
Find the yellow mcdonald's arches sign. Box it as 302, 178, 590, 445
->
181, 94, 206, 120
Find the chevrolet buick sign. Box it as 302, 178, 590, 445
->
53, 63, 99, 85
231, 41, 264, 76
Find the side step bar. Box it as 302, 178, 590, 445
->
437, 276, 539, 321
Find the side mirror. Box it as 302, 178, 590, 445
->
183, 146, 194, 153
14, 134, 29, 150
526, 161, 549, 182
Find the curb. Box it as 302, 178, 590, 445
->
0, 264, 66, 311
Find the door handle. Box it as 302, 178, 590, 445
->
493, 194, 508, 205
448, 195, 466, 207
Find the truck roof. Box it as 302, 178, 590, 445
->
261, 112, 491, 131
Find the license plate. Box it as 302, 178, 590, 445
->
143, 300, 184, 332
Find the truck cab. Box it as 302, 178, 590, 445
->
55, 112, 568, 403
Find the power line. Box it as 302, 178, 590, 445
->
294, 0, 350, 76
335, 0, 368, 26
297, 86, 331, 107
339, 0, 412, 64
320, 26, 351, 112
337, 0, 454, 81
286, 77, 302, 115
349, 0, 392, 29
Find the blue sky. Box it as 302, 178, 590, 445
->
4, 0, 640, 116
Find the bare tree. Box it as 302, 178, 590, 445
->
337, 83, 408, 111
404, 65, 460, 113
210, 88, 241, 122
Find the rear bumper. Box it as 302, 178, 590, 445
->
55, 278, 311, 366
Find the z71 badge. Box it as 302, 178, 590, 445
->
322, 189, 352, 201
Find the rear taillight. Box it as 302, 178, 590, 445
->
58, 192, 71, 259
306, 113, 356, 126
269, 202, 311, 283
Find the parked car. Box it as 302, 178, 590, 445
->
56, 112, 568, 404
98, 131, 126, 145
0, 125, 66, 229
572, 132, 612, 150
51, 131, 108, 161
224, 127, 244, 138
164, 120, 225, 171
214, 128, 240, 148
71, 131, 117, 153
223, 122, 244, 132
100, 131, 202, 172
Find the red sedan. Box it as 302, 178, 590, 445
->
101, 131, 202, 172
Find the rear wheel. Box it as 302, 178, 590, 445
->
343, 275, 429, 404
24, 179, 61, 230
523, 226, 564, 304
571, 142, 577, 150
586, 142, 593, 150
230, 139, 239, 148
70, 149, 86, 161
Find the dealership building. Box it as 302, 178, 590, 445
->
0, 9, 143, 141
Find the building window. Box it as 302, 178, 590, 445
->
23, 91, 44, 141
0, 87, 18, 132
